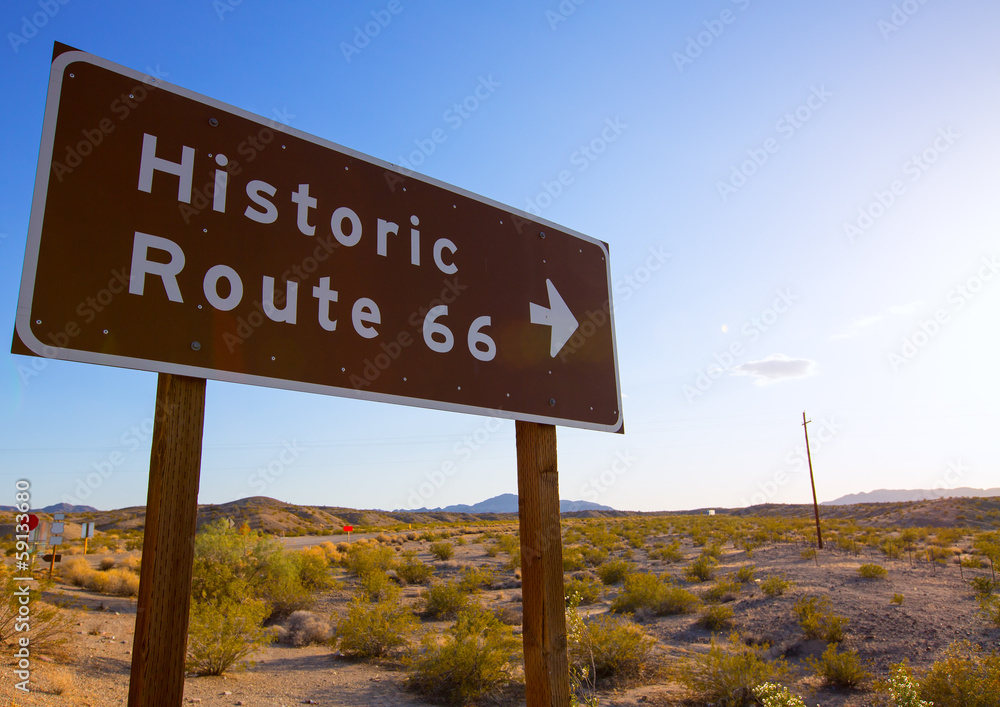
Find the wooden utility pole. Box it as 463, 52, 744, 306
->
802, 412, 823, 550
516, 421, 570, 707
128, 374, 207, 707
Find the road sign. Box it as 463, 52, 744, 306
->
42, 554, 62, 563
14, 46, 622, 432
342, 525, 353, 533
81, 521, 96, 539
27, 513, 39, 531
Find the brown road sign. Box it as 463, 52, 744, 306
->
14, 47, 622, 432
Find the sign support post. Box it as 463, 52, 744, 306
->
516, 421, 570, 707
128, 373, 207, 707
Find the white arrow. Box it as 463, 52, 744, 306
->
529, 279, 579, 358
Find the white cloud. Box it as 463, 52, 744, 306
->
733, 354, 816, 385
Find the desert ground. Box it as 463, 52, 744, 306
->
3, 498, 999, 706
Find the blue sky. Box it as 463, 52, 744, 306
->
2, 1, 998, 513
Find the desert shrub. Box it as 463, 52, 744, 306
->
919, 641, 1000, 706
597, 559, 633, 585
685, 555, 717, 582
705, 579, 740, 604
891, 593, 905, 605
793, 596, 847, 643
960, 555, 985, 569
408, 605, 520, 704
118, 555, 142, 573
675, 632, 788, 707
297, 547, 335, 591
192, 520, 319, 619
396, 555, 434, 585
980, 595, 1000, 625
698, 604, 735, 631
807, 643, 868, 688
279, 610, 333, 646
343, 542, 397, 577
0, 562, 70, 658
453, 536, 466, 546
886, 662, 932, 707
484, 543, 501, 558
800, 547, 818, 560
457, 565, 495, 593
857, 563, 888, 580
99, 567, 140, 596
753, 682, 806, 707
970, 576, 994, 597
657, 584, 701, 615
880, 540, 902, 560
98, 557, 116, 571
733, 565, 756, 584
359, 570, 400, 602
648, 541, 684, 563
422, 580, 470, 619
186, 597, 273, 675
760, 574, 793, 597
610, 572, 665, 614
568, 614, 654, 687
580, 545, 609, 567
429, 541, 455, 561
62, 557, 94, 585
564, 576, 603, 605
335, 595, 416, 659
562, 546, 586, 571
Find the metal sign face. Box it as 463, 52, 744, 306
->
14, 47, 623, 432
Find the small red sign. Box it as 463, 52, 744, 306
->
27, 514, 39, 531
343, 525, 353, 533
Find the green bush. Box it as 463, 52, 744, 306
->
685, 555, 718, 582
343, 542, 397, 577
648, 541, 684, 563
919, 641, 1000, 706
562, 546, 586, 571
568, 614, 654, 687
753, 682, 806, 707
657, 584, 701, 615
793, 596, 847, 643
335, 595, 416, 659
760, 574, 793, 597
186, 597, 273, 675
807, 643, 868, 688
581, 545, 609, 567
597, 559, 633, 585
610, 572, 667, 614
429, 541, 455, 561
457, 565, 496, 593
857, 563, 888, 580
396, 555, 434, 584
675, 632, 788, 707
886, 663, 932, 707
970, 576, 994, 597
408, 605, 520, 704
192, 520, 319, 619
698, 604, 735, 631
733, 565, 756, 584
422, 580, 470, 619
704, 579, 740, 604
564, 576, 603, 605
980, 595, 1000, 626
891, 593, 905, 605
359, 569, 400, 602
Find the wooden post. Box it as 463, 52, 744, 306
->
516, 421, 570, 707
801, 412, 823, 550
128, 374, 207, 707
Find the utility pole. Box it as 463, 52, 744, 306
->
802, 411, 823, 549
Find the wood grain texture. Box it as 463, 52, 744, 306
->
516, 421, 570, 707
128, 374, 206, 707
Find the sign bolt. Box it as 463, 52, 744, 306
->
539, 231, 546, 239
191, 341, 201, 351
208, 117, 219, 127
549, 398, 556, 406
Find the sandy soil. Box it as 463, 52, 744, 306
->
3, 531, 998, 706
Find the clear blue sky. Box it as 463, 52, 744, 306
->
2, 1, 998, 512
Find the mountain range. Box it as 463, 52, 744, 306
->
0, 502, 99, 513
403, 493, 613, 514
824, 487, 1000, 505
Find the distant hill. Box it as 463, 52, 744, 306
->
0, 502, 99, 513
405, 493, 613, 514
824, 488, 1000, 505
